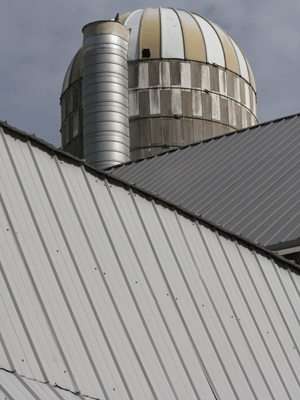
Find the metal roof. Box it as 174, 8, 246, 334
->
107, 113, 300, 249
0, 123, 299, 399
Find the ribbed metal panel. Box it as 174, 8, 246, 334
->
0, 370, 82, 400
108, 114, 300, 248
193, 13, 225, 67
138, 8, 161, 59
125, 9, 144, 61
82, 21, 130, 169
1, 125, 299, 399
159, 8, 185, 59
207, 20, 240, 75
228, 35, 249, 82
177, 10, 206, 62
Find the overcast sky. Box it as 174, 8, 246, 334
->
1, 0, 300, 148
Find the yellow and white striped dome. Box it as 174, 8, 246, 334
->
120, 8, 256, 90
61, 7, 256, 94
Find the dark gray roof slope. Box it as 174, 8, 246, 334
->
107, 113, 300, 249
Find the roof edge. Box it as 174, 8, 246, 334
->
1, 119, 299, 273
267, 238, 300, 252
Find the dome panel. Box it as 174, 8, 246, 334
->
118, 12, 131, 25
70, 46, 83, 84
208, 20, 240, 74
245, 58, 256, 92
192, 14, 225, 68
139, 8, 161, 59
177, 10, 206, 62
124, 9, 144, 61
228, 36, 249, 82
61, 47, 83, 95
62, 53, 76, 94
160, 8, 184, 59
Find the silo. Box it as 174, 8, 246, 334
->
61, 8, 257, 164
123, 8, 257, 160
61, 21, 130, 168
81, 21, 130, 169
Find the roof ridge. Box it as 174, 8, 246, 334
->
1, 120, 299, 273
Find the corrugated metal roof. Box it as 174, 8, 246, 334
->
107, 113, 300, 249
0, 123, 299, 399
0, 370, 83, 400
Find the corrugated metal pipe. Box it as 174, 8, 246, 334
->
82, 21, 130, 169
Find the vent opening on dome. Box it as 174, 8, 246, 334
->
142, 48, 151, 58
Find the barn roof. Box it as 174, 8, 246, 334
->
107, 113, 300, 250
0, 121, 299, 399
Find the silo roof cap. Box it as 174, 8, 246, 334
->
61, 7, 256, 95
120, 7, 255, 90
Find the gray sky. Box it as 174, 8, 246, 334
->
1, 0, 300, 148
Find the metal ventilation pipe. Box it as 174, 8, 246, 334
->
82, 21, 130, 169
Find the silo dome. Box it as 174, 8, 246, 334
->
119, 8, 256, 90
61, 8, 257, 163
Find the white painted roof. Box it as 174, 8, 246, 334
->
0, 123, 299, 399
